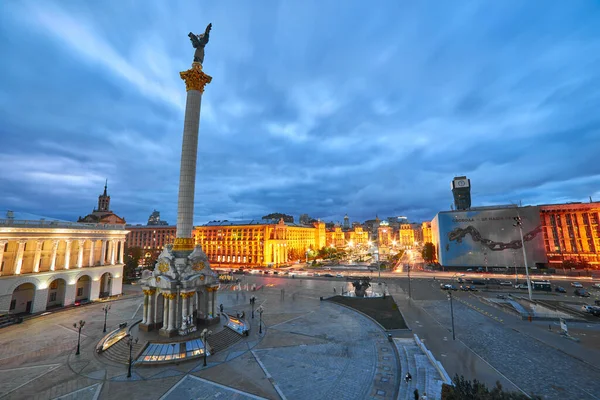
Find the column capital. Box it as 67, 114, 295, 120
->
180, 63, 212, 92
17, 239, 27, 245
78, 239, 85, 245
64, 239, 73, 244
0, 239, 8, 246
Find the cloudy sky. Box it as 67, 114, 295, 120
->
1, 1, 600, 225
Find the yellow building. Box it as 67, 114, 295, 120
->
326, 227, 346, 249
345, 226, 369, 247
422, 221, 433, 244
194, 219, 326, 267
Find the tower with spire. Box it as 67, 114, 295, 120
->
96, 180, 111, 212
78, 180, 125, 225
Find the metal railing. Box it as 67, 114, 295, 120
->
0, 219, 126, 230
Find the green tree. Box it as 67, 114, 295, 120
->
441, 375, 541, 399
261, 213, 294, 223
421, 242, 436, 263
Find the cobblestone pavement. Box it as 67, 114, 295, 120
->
419, 299, 600, 400
0, 279, 401, 400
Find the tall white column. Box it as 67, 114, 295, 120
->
50, 240, 59, 271
100, 240, 107, 266
147, 291, 155, 325
33, 240, 43, 273
64, 240, 72, 269
174, 63, 212, 251
110, 240, 116, 265
88, 240, 95, 267
163, 296, 169, 329
14, 240, 26, 275
0, 240, 8, 276
77, 240, 85, 268
119, 240, 125, 264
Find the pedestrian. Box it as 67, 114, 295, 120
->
413, 388, 419, 400
405, 372, 412, 383
219, 304, 224, 313
420, 392, 427, 400
333, 287, 336, 294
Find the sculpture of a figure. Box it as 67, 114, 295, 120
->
352, 278, 371, 298
188, 23, 212, 64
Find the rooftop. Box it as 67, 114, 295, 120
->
201, 219, 307, 228
0, 210, 126, 230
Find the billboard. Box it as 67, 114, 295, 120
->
434, 206, 547, 268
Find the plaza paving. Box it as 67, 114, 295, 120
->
2, 274, 599, 399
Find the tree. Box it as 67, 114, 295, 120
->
124, 246, 142, 281
441, 375, 541, 399
422, 242, 436, 263
262, 213, 294, 223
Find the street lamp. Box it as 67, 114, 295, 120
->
407, 264, 412, 300
201, 328, 212, 367
102, 304, 111, 333
250, 296, 256, 319
447, 292, 456, 340
73, 320, 85, 355
257, 305, 264, 334
514, 215, 533, 301
127, 336, 139, 378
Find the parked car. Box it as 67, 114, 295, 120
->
466, 268, 473, 272
499, 281, 513, 286
497, 294, 507, 299
571, 282, 583, 288
471, 280, 486, 285
468, 285, 478, 291
555, 286, 567, 293
324, 273, 334, 278
574, 289, 591, 297
486, 278, 501, 285
336, 274, 344, 278
592, 283, 600, 289
460, 285, 470, 291
441, 284, 457, 291
515, 283, 529, 290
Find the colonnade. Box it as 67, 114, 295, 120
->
0, 238, 126, 277
141, 286, 219, 335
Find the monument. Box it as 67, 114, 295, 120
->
139, 24, 220, 337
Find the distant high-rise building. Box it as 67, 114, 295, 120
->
147, 210, 168, 226
343, 214, 350, 230
299, 214, 313, 225
451, 176, 471, 210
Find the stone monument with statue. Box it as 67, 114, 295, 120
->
139, 24, 220, 337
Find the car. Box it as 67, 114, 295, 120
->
555, 286, 566, 293
471, 280, 486, 285
574, 289, 591, 297
515, 283, 528, 290
497, 294, 507, 299
571, 282, 583, 288
486, 278, 501, 285
442, 284, 457, 291
460, 285, 469, 291
499, 281, 513, 286
324, 273, 334, 278
336, 274, 344, 278
456, 278, 464, 284
582, 305, 595, 313
466, 268, 473, 272
592, 283, 600, 289
468, 285, 478, 292
273, 271, 279, 275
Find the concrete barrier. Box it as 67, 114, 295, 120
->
413, 334, 452, 385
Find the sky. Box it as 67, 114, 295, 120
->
1, 1, 600, 226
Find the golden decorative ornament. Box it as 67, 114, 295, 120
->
158, 261, 170, 273
200, 276, 205, 281
180, 63, 212, 92
173, 237, 195, 251
193, 261, 206, 271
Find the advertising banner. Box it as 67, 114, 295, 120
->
435, 206, 547, 268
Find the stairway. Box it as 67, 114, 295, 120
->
206, 327, 243, 353
101, 336, 145, 365
394, 338, 445, 400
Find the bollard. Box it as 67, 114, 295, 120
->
320, 296, 323, 301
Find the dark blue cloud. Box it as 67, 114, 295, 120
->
1, 0, 600, 226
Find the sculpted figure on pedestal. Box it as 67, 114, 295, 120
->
188, 23, 212, 64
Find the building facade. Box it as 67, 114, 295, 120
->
194, 219, 326, 268
422, 221, 433, 244
539, 202, 600, 267
0, 211, 127, 315
451, 176, 471, 211
126, 225, 177, 266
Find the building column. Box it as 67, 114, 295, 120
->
141, 290, 149, 325
0, 240, 7, 276
147, 290, 155, 326
163, 295, 170, 330
88, 240, 95, 267
64, 240, 72, 269
77, 240, 85, 268
211, 289, 216, 317
14, 239, 26, 275
119, 240, 125, 264
181, 292, 189, 327
168, 293, 177, 331
100, 240, 107, 266
50, 240, 59, 271
33, 240, 43, 273
110, 240, 116, 265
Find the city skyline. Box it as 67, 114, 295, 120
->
2, 1, 600, 226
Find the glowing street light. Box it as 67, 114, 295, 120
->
514, 214, 533, 301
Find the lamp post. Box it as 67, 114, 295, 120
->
447, 292, 455, 340
407, 264, 412, 300
250, 296, 256, 319
257, 305, 264, 334
73, 320, 85, 355
201, 328, 212, 367
514, 215, 533, 301
102, 304, 111, 333
127, 336, 139, 378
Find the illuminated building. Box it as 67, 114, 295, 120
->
0, 211, 127, 315
77, 181, 126, 225
451, 176, 471, 211
125, 225, 177, 266
539, 202, 600, 267
343, 214, 350, 230
377, 221, 394, 259
422, 221, 433, 244
399, 224, 415, 248
326, 226, 346, 249
194, 219, 326, 267
345, 226, 369, 247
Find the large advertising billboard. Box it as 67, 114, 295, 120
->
434, 206, 547, 269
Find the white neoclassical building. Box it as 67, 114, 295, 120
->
0, 210, 128, 315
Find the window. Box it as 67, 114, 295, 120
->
10, 299, 16, 310
49, 292, 57, 302
77, 287, 83, 296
